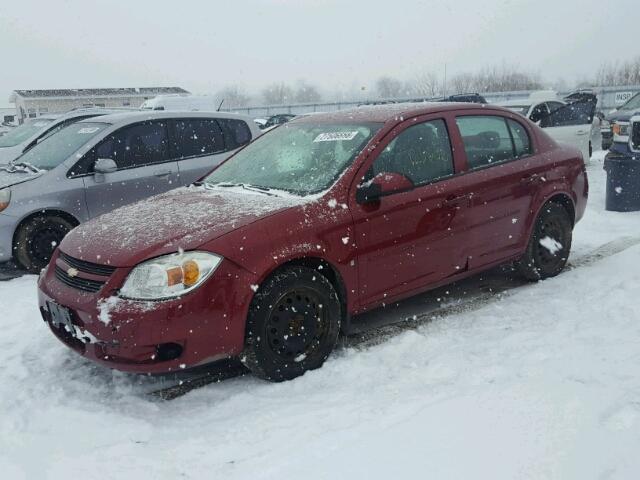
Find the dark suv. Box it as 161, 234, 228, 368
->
602, 93, 640, 150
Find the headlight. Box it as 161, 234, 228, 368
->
119, 251, 222, 300
0, 189, 10, 213
613, 121, 630, 142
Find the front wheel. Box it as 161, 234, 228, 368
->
516, 202, 573, 281
242, 266, 341, 382
13, 215, 75, 273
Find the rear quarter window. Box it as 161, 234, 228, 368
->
218, 119, 252, 150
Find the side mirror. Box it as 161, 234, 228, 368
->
356, 172, 414, 204
94, 158, 117, 174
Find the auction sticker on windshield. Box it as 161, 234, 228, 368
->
77, 127, 101, 134
313, 131, 359, 142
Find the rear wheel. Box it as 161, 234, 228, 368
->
242, 266, 341, 382
13, 215, 75, 273
516, 202, 572, 281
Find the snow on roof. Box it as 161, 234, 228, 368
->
12, 87, 189, 99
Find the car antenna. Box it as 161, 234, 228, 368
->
217, 99, 225, 111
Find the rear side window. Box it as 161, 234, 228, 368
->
372, 119, 454, 186
456, 116, 516, 170
218, 119, 252, 150
172, 119, 224, 158
507, 119, 532, 158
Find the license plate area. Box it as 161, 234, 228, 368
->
46, 300, 73, 330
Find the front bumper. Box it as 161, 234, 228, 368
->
0, 212, 17, 262
38, 250, 257, 374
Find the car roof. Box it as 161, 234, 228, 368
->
291, 102, 504, 124
76, 110, 255, 125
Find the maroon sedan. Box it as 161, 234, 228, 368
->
38, 103, 588, 381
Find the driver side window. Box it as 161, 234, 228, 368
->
371, 120, 454, 186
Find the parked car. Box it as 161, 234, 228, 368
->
605, 113, 640, 160
0, 108, 134, 165
261, 114, 296, 129
601, 92, 640, 150
140, 94, 222, 112
38, 103, 587, 381
0, 111, 260, 271
359, 93, 486, 108
498, 91, 597, 160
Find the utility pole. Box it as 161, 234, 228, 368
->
443, 63, 447, 98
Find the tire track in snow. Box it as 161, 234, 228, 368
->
147, 235, 640, 400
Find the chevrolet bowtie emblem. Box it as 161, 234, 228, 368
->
67, 267, 79, 278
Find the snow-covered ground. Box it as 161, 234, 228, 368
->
2, 151, 640, 479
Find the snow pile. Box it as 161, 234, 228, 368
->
0, 153, 639, 479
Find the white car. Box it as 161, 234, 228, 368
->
0, 108, 133, 165
498, 92, 597, 161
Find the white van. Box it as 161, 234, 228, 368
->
140, 94, 223, 112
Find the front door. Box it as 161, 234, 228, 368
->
540, 96, 597, 160
82, 120, 180, 218
351, 117, 469, 308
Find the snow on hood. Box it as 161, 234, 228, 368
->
62, 186, 304, 267
0, 167, 43, 189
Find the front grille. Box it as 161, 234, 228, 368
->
54, 265, 105, 293
631, 121, 640, 151
59, 252, 116, 276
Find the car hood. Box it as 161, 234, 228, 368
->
0, 147, 19, 165
605, 110, 640, 122
60, 186, 305, 267
0, 167, 43, 189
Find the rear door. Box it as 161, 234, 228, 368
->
82, 120, 180, 217
452, 114, 540, 269
171, 118, 229, 184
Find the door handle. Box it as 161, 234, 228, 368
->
443, 193, 470, 207
154, 170, 172, 177
576, 130, 589, 136
520, 173, 545, 185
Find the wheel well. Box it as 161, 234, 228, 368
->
547, 194, 576, 226
263, 257, 350, 329
12, 210, 80, 247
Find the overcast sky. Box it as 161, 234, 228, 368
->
0, 0, 637, 103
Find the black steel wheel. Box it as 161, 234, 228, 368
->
516, 202, 572, 281
13, 215, 75, 273
242, 266, 341, 381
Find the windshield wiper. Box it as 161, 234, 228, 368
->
3, 161, 42, 174
206, 182, 277, 196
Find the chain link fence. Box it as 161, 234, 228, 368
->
224, 85, 640, 118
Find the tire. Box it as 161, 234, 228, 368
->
13, 215, 75, 273
242, 266, 341, 382
516, 202, 573, 281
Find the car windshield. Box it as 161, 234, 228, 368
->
0, 118, 54, 148
204, 121, 382, 195
505, 105, 530, 115
13, 122, 109, 171
619, 93, 640, 111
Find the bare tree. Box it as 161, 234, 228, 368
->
216, 85, 250, 108
261, 82, 294, 105
408, 71, 442, 98
449, 72, 475, 94
375, 76, 404, 98
294, 80, 322, 103
592, 56, 640, 86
